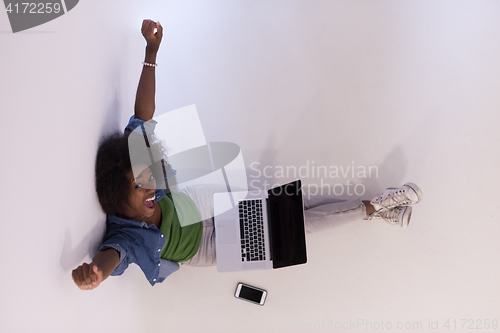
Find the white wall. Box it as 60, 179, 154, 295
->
1, 1, 499, 332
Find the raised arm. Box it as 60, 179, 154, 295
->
134, 19, 163, 121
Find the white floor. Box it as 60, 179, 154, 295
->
1, 1, 500, 332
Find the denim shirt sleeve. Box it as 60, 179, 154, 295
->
97, 225, 181, 285
124, 115, 158, 136
98, 235, 131, 276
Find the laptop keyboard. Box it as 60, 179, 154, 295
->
239, 199, 266, 262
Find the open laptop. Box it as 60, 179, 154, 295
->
213, 180, 307, 272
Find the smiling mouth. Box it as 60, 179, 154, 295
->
144, 196, 155, 209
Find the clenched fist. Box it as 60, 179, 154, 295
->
141, 19, 163, 53
72, 262, 104, 290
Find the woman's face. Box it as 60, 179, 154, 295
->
118, 163, 157, 220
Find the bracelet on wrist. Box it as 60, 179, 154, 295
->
142, 61, 157, 67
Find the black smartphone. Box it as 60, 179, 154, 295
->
234, 282, 267, 306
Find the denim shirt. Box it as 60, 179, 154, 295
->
98, 115, 179, 286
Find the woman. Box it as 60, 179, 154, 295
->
72, 19, 423, 290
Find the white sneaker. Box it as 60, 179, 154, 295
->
365, 206, 412, 228
370, 182, 423, 211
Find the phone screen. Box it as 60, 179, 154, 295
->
239, 285, 264, 303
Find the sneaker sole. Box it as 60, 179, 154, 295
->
403, 182, 423, 204
401, 206, 412, 228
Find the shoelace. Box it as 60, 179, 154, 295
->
376, 189, 411, 208
367, 207, 403, 225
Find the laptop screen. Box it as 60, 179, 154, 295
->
267, 180, 307, 269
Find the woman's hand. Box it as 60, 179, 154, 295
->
141, 19, 163, 53
72, 262, 104, 290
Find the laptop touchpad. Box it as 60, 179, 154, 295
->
217, 220, 238, 244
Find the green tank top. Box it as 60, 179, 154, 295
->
158, 192, 203, 262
